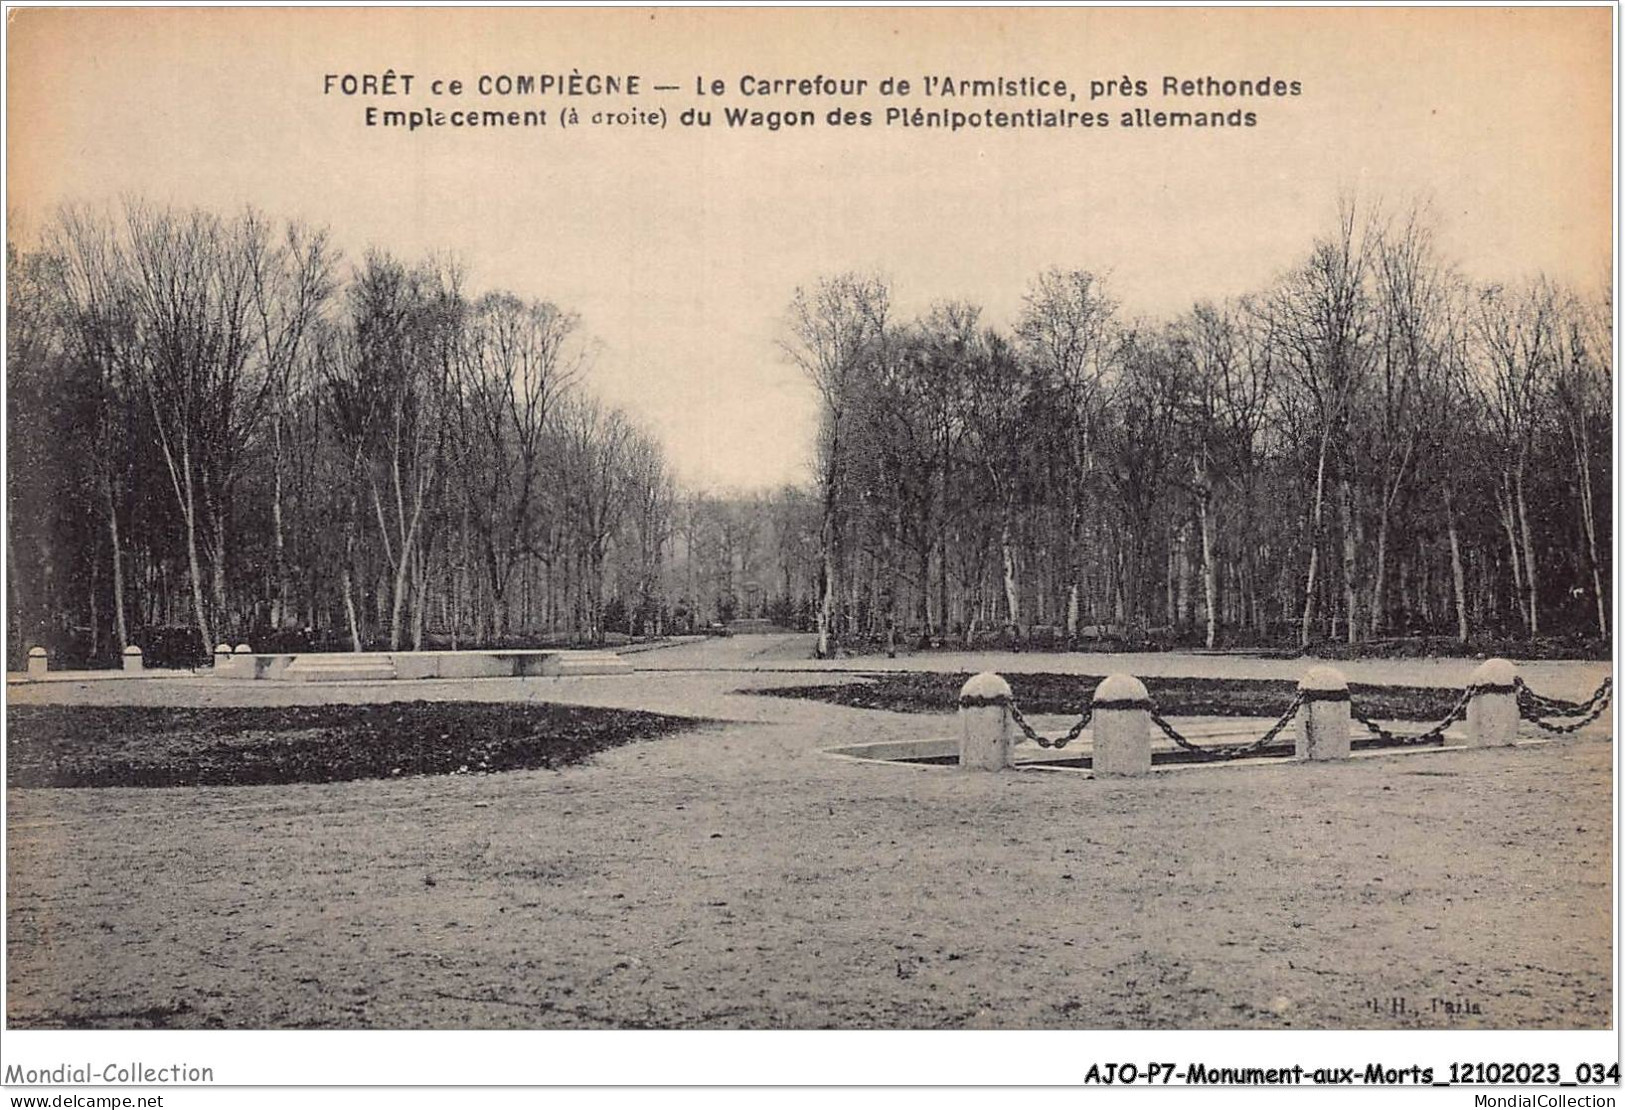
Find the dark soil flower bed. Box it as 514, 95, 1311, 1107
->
6, 702, 706, 789
827, 633, 1608, 662
751, 672, 1465, 721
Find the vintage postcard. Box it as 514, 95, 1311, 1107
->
2, 4, 1615, 1101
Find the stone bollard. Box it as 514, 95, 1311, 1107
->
26, 646, 47, 676
213, 643, 234, 674
1466, 658, 1519, 747
122, 644, 144, 673
1092, 673, 1152, 776
1297, 665, 1351, 761
958, 672, 1013, 771
233, 643, 252, 655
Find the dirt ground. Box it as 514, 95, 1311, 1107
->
4, 635, 1613, 1029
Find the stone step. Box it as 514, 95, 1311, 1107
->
547, 651, 633, 676
214, 649, 632, 681
281, 654, 398, 683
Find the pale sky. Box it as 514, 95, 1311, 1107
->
7, 7, 1611, 491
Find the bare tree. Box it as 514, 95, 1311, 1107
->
1266, 200, 1377, 646
782, 273, 889, 656
557, 396, 637, 643
49, 210, 137, 651
1364, 205, 1449, 635
1016, 268, 1115, 638
325, 252, 461, 650
1472, 278, 1559, 636
1415, 281, 1478, 643
1173, 299, 1275, 647
115, 201, 287, 653
453, 292, 579, 640
1553, 287, 1610, 636
621, 432, 675, 635
247, 212, 338, 630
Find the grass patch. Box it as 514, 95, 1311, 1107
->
6, 701, 706, 789
751, 672, 1466, 721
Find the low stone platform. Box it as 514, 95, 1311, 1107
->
215, 649, 633, 682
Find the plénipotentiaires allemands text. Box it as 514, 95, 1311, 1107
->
322, 71, 1307, 132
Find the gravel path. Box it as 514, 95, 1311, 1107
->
5, 640, 1613, 1029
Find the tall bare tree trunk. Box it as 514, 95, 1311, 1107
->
1444, 488, 1469, 643
1000, 505, 1020, 628
388, 542, 412, 651
1173, 521, 1192, 630
1165, 523, 1178, 628
815, 427, 842, 657
340, 496, 363, 652
88, 543, 101, 659
1566, 412, 1607, 636
411, 553, 428, 650
882, 506, 900, 657
211, 507, 229, 640
1514, 468, 1538, 637
1575, 448, 1607, 637
1371, 500, 1397, 637
1585, 508, 1607, 638
1369, 516, 1390, 637
1495, 478, 1527, 632
817, 525, 836, 657
105, 480, 128, 651
1199, 495, 1218, 649
1339, 476, 1357, 644
341, 569, 362, 652
272, 412, 289, 629
1064, 500, 1084, 640
182, 461, 214, 656
1299, 434, 1330, 648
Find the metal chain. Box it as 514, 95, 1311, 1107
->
1002, 674, 1610, 757
1349, 684, 1473, 747
1519, 697, 1610, 734
1515, 675, 1612, 718
1147, 691, 1304, 762
1516, 677, 1612, 735
1007, 700, 1093, 749
1348, 706, 1399, 744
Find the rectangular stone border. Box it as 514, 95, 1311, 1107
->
823, 734, 1563, 778
212, 649, 633, 682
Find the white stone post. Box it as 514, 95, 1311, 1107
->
26, 646, 47, 676
213, 642, 234, 674
233, 643, 252, 655
1297, 665, 1351, 761
958, 672, 1012, 771
1467, 658, 1519, 747
122, 645, 144, 673
1092, 673, 1152, 777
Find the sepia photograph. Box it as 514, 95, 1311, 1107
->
1, 2, 1616, 1096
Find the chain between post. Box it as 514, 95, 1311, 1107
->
1007, 699, 1093, 749
990, 673, 1609, 757
1349, 684, 1475, 747
1515, 675, 1612, 734
1147, 691, 1305, 761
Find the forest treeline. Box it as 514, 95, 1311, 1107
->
4, 198, 1612, 665
783, 202, 1610, 657
7, 201, 687, 664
